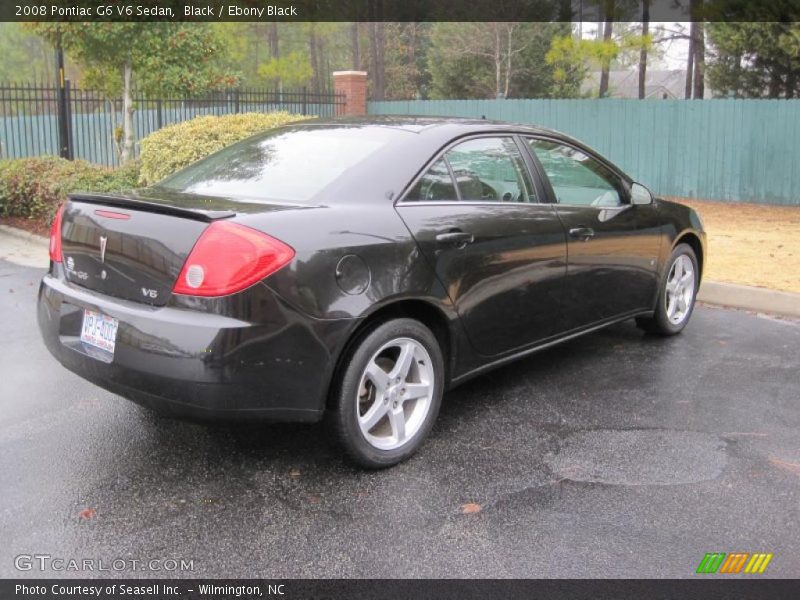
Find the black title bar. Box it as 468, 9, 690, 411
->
2, 0, 800, 23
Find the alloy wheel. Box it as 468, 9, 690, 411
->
665, 254, 696, 325
355, 337, 435, 451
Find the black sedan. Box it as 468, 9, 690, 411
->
38, 117, 706, 467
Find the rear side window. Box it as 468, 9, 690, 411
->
526, 138, 623, 207
405, 158, 457, 202
157, 127, 399, 203
446, 137, 536, 203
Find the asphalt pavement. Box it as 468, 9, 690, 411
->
1, 258, 798, 578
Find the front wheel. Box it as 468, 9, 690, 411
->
636, 243, 699, 335
326, 318, 444, 468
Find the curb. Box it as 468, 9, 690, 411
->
0, 224, 48, 247
0, 224, 798, 318
698, 281, 800, 319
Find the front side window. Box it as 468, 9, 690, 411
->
527, 139, 623, 207
445, 137, 536, 203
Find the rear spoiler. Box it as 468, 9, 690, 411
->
68, 192, 236, 222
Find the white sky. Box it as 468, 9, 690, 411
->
579, 22, 691, 71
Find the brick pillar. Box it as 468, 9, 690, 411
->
333, 71, 368, 117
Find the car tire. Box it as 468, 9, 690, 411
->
636, 243, 699, 336
326, 318, 444, 469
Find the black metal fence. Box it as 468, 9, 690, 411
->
0, 82, 345, 166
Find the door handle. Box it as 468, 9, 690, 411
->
569, 227, 595, 241
435, 231, 474, 246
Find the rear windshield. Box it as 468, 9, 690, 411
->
155, 126, 401, 203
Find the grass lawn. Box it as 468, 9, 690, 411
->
673, 198, 800, 294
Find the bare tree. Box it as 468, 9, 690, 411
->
433, 23, 531, 98
268, 22, 279, 60
367, 0, 387, 100
638, 0, 650, 99
350, 22, 360, 70
692, 22, 705, 99
369, 22, 386, 100
308, 23, 320, 94
685, 27, 694, 99
599, 1, 615, 98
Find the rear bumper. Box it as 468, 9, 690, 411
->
37, 267, 356, 422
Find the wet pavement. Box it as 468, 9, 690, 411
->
2, 259, 799, 578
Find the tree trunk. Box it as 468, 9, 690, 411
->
120, 58, 135, 165
377, 23, 386, 99
108, 99, 122, 162
308, 25, 320, 94
268, 23, 279, 59
494, 25, 502, 97
684, 28, 694, 99
786, 72, 796, 99
692, 22, 705, 99
408, 25, 417, 98
314, 36, 330, 94
599, 16, 614, 98
369, 22, 386, 100
768, 71, 782, 98
558, 0, 572, 21
369, 23, 378, 99
351, 22, 360, 70
504, 25, 514, 98
638, 0, 649, 99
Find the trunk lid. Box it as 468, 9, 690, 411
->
59, 190, 300, 306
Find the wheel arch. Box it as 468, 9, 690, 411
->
674, 231, 705, 282
325, 298, 454, 410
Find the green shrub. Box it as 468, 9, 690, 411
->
138, 111, 310, 185
0, 156, 140, 222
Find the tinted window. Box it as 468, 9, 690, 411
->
445, 137, 536, 203
157, 127, 399, 203
405, 158, 457, 202
527, 139, 623, 207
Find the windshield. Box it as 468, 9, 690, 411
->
155, 126, 401, 203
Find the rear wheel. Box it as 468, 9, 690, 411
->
326, 318, 444, 468
636, 243, 699, 335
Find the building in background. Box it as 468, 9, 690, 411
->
581, 69, 710, 99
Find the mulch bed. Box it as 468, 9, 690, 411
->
0, 216, 49, 237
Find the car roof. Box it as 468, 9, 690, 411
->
299, 115, 562, 137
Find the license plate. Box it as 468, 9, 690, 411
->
80, 309, 119, 355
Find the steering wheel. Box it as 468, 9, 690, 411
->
480, 182, 497, 200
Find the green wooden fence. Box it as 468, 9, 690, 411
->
368, 99, 800, 205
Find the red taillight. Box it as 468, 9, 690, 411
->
172, 221, 295, 297
49, 204, 65, 263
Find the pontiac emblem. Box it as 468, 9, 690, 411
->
99, 235, 107, 263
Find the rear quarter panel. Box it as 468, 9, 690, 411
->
235, 203, 452, 321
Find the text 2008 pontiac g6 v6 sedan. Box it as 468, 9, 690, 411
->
38, 117, 706, 467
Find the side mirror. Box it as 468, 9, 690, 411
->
631, 182, 653, 205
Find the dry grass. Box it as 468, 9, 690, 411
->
671, 198, 800, 293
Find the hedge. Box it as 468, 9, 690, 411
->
0, 112, 308, 226
0, 156, 140, 222
138, 111, 310, 185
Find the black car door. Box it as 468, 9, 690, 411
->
395, 135, 567, 357
524, 137, 662, 331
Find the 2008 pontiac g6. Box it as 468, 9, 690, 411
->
38, 117, 706, 467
